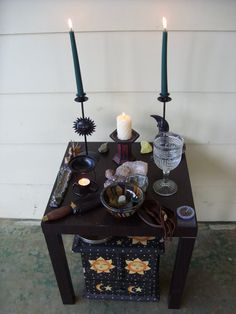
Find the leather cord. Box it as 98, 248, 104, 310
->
138, 199, 176, 239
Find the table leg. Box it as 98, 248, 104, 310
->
43, 232, 75, 304
168, 237, 196, 309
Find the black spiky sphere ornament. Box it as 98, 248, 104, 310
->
73, 117, 96, 136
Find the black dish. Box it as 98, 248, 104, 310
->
72, 180, 98, 197
69, 155, 96, 173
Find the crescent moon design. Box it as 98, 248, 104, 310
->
128, 285, 136, 294
96, 283, 104, 292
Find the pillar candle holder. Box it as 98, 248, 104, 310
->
110, 129, 139, 165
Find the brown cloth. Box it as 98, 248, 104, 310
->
138, 199, 176, 239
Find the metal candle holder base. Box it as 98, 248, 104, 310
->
110, 129, 139, 165
74, 93, 89, 103
157, 93, 172, 103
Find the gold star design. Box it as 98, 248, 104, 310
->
136, 287, 142, 292
105, 285, 112, 291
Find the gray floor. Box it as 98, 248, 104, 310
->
0, 219, 235, 314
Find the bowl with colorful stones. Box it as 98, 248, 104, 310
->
100, 182, 144, 218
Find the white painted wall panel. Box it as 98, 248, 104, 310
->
187, 144, 236, 221
186, 145, 236, 187
1, 32, 236, 93
0, 184, 51, 219
0, 93, 236, 144
0, 144, 66, 185
193, 185, 236, 221
1, 0, 236, 33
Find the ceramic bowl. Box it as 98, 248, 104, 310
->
100, 182, 144, 218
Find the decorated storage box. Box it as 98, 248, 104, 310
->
72, 235, 164, 301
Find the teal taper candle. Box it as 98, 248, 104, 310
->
68, 19, 84, 97
161, 17, 168, 97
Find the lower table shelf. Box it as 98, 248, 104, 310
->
72, 235, 164, 302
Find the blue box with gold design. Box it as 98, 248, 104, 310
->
72, 235, 164, 301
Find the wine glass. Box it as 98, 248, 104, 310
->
153, 132, 184, 196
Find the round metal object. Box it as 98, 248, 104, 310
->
176, 206, 195, 220
79, 235, 112, 244
69, 155, 96, 173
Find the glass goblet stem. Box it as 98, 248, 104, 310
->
163, 171, 170, 184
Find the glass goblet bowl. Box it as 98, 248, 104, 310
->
153, 132, 184, 196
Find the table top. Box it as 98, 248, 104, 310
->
42, 142, 197, 238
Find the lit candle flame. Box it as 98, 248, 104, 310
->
78, 178, 90, 186
122, 112, 126, 116
68, 18, 73, 30
162, 17, 167, 30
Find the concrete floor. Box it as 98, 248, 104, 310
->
0, 220, 235, 314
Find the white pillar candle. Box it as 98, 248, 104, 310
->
116, 112, 132, 140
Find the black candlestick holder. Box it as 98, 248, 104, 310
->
71, 92, 99, 186
150, 93, 171, 133
157, 93, 172, 122
74, 93, 88, 103
110, 129, 139, 165
73, 93, 96, 156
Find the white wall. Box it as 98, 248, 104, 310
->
0, 0, 236, 220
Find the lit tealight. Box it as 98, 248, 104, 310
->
78, 178, 90, 186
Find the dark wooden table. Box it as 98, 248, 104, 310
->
41, 142, 197, 309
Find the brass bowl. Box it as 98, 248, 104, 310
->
100, 182, 144, 218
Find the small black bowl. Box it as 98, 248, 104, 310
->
69, 155, 96, 173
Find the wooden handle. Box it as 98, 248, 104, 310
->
43, 206, 72, 221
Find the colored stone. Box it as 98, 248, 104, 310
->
105, 169, 115, 179
98, 142, 109, 153
140, 141, 152, 154
116, 161, 148, 177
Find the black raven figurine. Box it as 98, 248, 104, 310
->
151, 115, 169, 133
